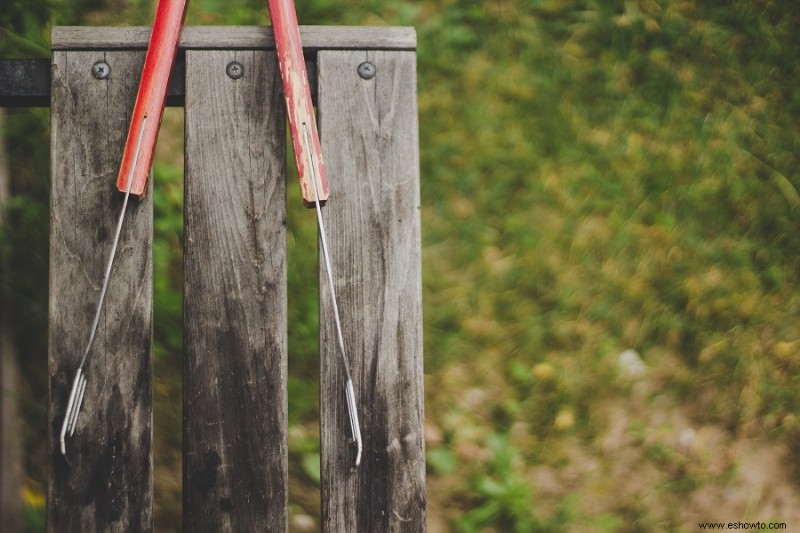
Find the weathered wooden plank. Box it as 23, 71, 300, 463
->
317, 50, 425, 531
184, 49, 288, 531
52, 26, 416, 51
48, 50, 153, 531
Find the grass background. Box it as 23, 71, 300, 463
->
2, 0, 799, 531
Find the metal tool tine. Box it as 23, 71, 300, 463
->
59, 368, 84, 456
302, 123, 364, 467
346, 378, 363, 466
68, 373, 88, 436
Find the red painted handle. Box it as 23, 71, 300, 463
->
116, 0, 187, 198
268, 0, 329, 206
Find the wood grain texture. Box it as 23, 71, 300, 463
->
48, 50, 153, 532
183, 49, 288, 531
52, 26, 416, 51
317, 50, 425, 531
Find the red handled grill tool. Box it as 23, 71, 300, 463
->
59, 0, 362, 469
268, 0, 363, 467
59, 0, 187, 463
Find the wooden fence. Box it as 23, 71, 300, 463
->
47, 26, 424, 531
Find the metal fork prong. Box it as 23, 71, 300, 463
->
68, 374, 88, 436
60, 369, 83, 456
346, 378, 363, 466
66, 374, 83, 435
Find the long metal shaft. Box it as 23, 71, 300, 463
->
79, 115, 145, 369
303, 123, 363, 467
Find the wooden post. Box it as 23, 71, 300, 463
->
183, 49, 288, 531
318, 50, 426, 530
49, 50, 153, 531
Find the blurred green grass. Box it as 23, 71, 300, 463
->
418, 1, 799, 529
2, 0, 799, 531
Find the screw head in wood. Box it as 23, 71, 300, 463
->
357, 61, 376, 80
226, 61, 244, 80
92, 61, 110, 80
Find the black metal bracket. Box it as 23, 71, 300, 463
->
0, 59, 52, 107
0, 55, 317, 108
0, 57, 187, 108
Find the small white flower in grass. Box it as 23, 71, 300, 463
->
617, 349, 647, 379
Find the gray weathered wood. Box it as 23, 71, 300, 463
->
48, 50, 153, 531
45, 27, 423, 530
183, 49, 288, 531
317, 50, 425, 531
52, 26, 416, 51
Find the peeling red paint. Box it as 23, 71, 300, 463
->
268, 0, 329, 206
